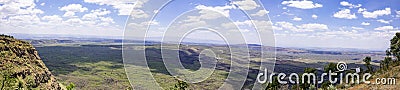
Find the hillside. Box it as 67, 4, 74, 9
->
0, 35, 61, 89
348, 65, 400, 90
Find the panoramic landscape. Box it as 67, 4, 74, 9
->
1, 0, 400, 90
2, 34, 396, 89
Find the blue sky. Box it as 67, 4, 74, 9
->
1, 0, 399, 50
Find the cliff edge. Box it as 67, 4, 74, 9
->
0, 35, 61, 89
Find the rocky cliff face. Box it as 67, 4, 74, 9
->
0, 35, 61, 89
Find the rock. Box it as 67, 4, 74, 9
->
0, 35, 61, 90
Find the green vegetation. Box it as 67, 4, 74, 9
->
66, 83, 75, 90
344, 33, 400, 89
1, 32, 391, 89
0, 35, 61, 89
266, 76, 280, 90
171, 80, 189, 90
363, 56, 373, 73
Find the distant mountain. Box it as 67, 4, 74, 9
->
0, 35, 61, 89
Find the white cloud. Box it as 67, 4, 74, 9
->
60, 4, 88, 13
62, 11, 76, 18
274, 21, 328, 32
297, 23, 328, 31
195, 4, 235, 18
130, 9, 149, 19
0, 0, 123, 37
275, 21, 296, 31
281, 0, 323, 9
333, 9, 357, 19
361, 22, 370, 26
351, 27, 364, 30
361, 8, 391, 18
81, 9, 115, 26
59, 4, 88, 18
82, 9, 111, 20
40, 3, 45, 6
83, 0, 139, 15
42, 15, 63, 23
358, 8, 366, 13
231, 0, 259, 10
251, 10, 269, 16
376, 19, 391, 24
396, 10, 400, 18
340, 1, 361, 8
0, 0, 43, 18
374, 26, 394, 31
292, 16, 302, 21
312, 14, 318, 19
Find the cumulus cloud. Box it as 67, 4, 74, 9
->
351, 27, 364, 30
0, 0, 123, 37
59, 4, 88, 18
361, 8, 391, 18
82, 9, 110, 20
361, 22, 370, 26
358, 8, 366, 13
83, 0, 139, 15
396, 10, 400, 18
333, 9, 357, 19
0, 0, 43, 18
251, 10, 269, 16
312, 14, 318, 19
297, 23, 328, 31
292, 16, 302, 21
274, 21, 328, 32
195, 4, 235, 18
376, 19, 391, 24
42, 15, 63, 23
281, 0, 323, 9
340, 1, 361, 8
374, 26, 394, 31
231, 0, 259, 10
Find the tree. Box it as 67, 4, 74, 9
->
381, 57, 392, 71
389, 33, 400, 61
324, 63, 337, 73
321, 63, 338, 89
363, 56, 372, 73
266, 76, 281, 90
299, 68, 317, 90
66, 83, 75, 90
171, 80, 188, 90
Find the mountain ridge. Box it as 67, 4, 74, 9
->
0, 35, 61, 89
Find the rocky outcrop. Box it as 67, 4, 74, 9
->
0, 35, 61, 89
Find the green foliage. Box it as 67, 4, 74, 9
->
324, 63, 337, 73
266, 76, 280, 90
0, 36, 61, 89
363, 56, 372, 73
299, 67, 317, 90
308, 84, 316, 90
327, 84, 336, 90
66, 82, 75, 90
304, 67, 317, 73
321, 81, 330, 90
389, 33, 400, 60
171, 80, 188, 90
381, 57, 392, 71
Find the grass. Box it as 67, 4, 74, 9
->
33, 43, 380, 89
